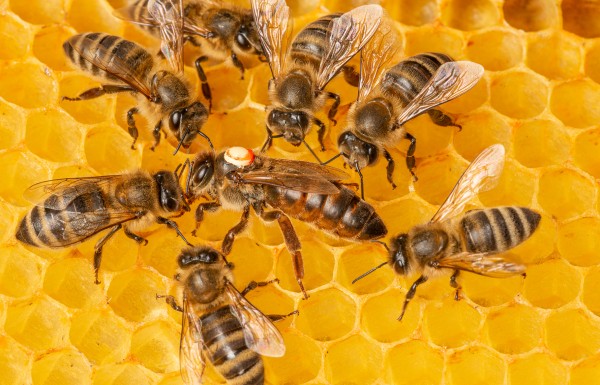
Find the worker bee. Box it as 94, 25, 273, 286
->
330, 26, 484, 196
252, 0, 383, 151
117, 0, 265, 77
180, 146, 387, 298
162, 245, 288, 385
353, 144, 541, 319
63, 0, 213, 153
15, 169, 191, 283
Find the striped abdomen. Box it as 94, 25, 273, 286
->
126, 0, 157, 35
460, 207, 541, 253
16, 185, 111, 248
264, 185, 387, 240
201, 306, 264, 385
290, 14, 340, 70
63, 32, 154, 84
383, 52, 453, 107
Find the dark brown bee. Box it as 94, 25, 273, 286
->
181, 146, 387, 298
161, 245, 288, 385
330, 26, 484, 196
63, 1, 213, 154
252, 0, 383, 151
353, 144, 541, 319
16, 170, 191, 283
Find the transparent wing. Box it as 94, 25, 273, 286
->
431, 144, 505, 223
147, 0, 185, 73
251, 0, 290, 79
435, 252, 526, 278
24, 176, 121, 209
180, 292, 206, 385
261, 157, 350, 180
316, 4, 383, 90
68, 36, 153, 98
395, 61, 484, 126
357, 21, 400, 102
225, 282, 286, 357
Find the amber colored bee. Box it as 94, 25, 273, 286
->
330, 25, 484, 196
161, 245, 290, 385
180, 146, 387, 298
63, 0, 213, 153
16, 170, 191, 283
117, 0, 265, 76
252, 0, 383, 151
353, 144, 541, 319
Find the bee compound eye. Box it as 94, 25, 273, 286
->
169, 110, 183, 132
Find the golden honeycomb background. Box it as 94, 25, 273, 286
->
1, 0, 600, 384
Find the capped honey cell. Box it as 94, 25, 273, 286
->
508, 353, 567, 385
324, 334, 383, 385
385, 340, 443, 385
503, 0, 558, 31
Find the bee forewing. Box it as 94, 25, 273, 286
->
180, 293, 206, 385
396, 61, 485, 126
436, 252, 526, 278
225, 283, 286, 358
147, 0, 185, 73
23, 176, 119, 209
316, 4, 384, 90
430, 144, 505, 223
251, 0, 290, 79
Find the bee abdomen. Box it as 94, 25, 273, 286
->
63, 32, 154, 83
461, 207, 541, 253
16, 187, 110, 248
201, 306, 264, 384
384, 52, 453, 106
290, 14, 341, 68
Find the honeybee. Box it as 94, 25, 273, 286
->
15, 170, 191, 283
331, 26, 484, 196
63, 0, 213, 153
181, 146, 387, 298
162, 245, 288, 385
117, 0, 265, 77
252, 0, 383, 151
353, 144, 541, 319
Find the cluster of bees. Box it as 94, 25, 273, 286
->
14, 0, 542, 384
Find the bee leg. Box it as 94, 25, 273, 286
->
156, 294, 183, 312
267, 310, 299, 322
230, 53, 245, 79
192, 201, 221, 237
93, 224, 122, 284
449, 270, 462, 301
123, 226, 148, 246
258, 209, 307, 300
313, 119, 327, 152
184, 35, 202, 47
150, 121, 162, 151
398, 275, 428, 321
383, 150, 397, 189
156, 216, 192, 246
194, 56, 213, 113
127, 107, 139, 150
343, 65, 360, 87
240, 278, 280, 296
404, 133, 418, 182
221, 206, 251, 255
324, 91, 340, 126
62, 84, 135, 101
428, 109, 461, 130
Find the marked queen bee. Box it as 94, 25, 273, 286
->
328, 25, 484, 197
353, 144, 541, 319
252, 0, 383, 152
161, 245, 291, 385
15, 169, 191, 283
117, 0, 265, 77
181, 146, 387, 298
63, 0, 213, 153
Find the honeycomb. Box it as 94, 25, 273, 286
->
1, 0, 600, 384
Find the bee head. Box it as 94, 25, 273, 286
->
338, 130, 379, 170
235, 17, 262, 55
186, 151, 215, 198
169, 102, 210, 150
267, 109, 310, 146
154, 171, 184, 213
389, 234, 410, 276
178, 245, 221, 267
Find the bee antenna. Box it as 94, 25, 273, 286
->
321, 152, 343, 165
351, 261, 388, 284
354, 160, 365, 200
173, 130, 189, 155
196, 130, 214, 149
303, 140, 323, 163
